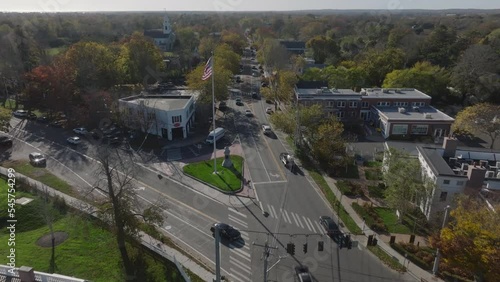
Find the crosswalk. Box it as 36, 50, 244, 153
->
227, 207, 252, 282
265, 203, 324, 234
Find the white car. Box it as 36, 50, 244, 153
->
67, 136, 81, 145
245, 109, 253, 117
73, 127, 88, 135
13, 110, 28, 118
262, 125, 272, 135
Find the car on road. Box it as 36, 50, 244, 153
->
235, 98, 243, 105
266, 107, 273, 114
262, 125, 272, 135
319, 216, 340, 236
251, 93, 259, 99
251, 66, 257, 70
279, 152, 295, 169
13, 110, 28, 118
295, 266, 312, 282
29, 152, 46, 166
37, 116, 49, 123
210, 223, 241, 241
0, 136, 13, 147
49, 120, 66, 128
28, 113, 37, 120
67, 136, 81, 145
245, 109, 253, 117
73, 127, 88, 135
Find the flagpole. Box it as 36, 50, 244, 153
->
212, 52, 217, 174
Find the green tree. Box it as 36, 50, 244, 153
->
450, 44, 500, 105
221, 31, 246, 54
117, 33, 165, 85
383, 148, 425, 220
214, 44, 241, 75
267, 70, 298, 104
419, 25, 461, 68
434, 196, 500, 282
186, 58, 232, 104
358, 48, 405, 86
452, 103, 500, 149
309, 117, 346, 170
383, 61, 450, 102
198, 37, 218, 61
257, 38, 288, 71
306, 35, 340, 64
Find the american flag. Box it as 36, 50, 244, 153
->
201, 57, 213, 81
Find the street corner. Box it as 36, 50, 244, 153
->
148, 162, 176, 177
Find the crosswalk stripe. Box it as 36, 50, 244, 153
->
230, 257, 251, 273
306, 217, 316, 233
230, 267, 251, 282
290, 212, 300, 227
270, 205, 278, 219
283, 210, 291, 224
315, 222, 324, 234
303, 216, 312, 231
231, 246, 251, 258
294, 213, 304, 228
231, 248, 251, 262
266, 204, 274, 218
280, 209, 290, 223
229, 207, 247, 218
229, 214, 248, 228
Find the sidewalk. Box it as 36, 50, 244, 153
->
322, 175, 442, 282
0, 167, 214, 282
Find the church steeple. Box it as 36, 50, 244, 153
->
163, 15, 171, 35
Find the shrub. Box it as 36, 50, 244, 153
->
352, 202, 388, 233
391, 242, 432, 271
338, 180, 364, 197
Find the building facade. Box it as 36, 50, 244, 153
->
144, 15, 176, 52
416, 137, 500, 220
294, 84, 455, 139
119, 91, 196, 141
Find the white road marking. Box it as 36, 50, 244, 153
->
229, 214, 248, 228
252, 180, 287, 185
290, 212, 300, 227
306, 217, 317, 233
230, 249, 251, 262
269, 205, 278, 219
239, 231, 249, 241
248, 133, 271, 182
230, 257, 251, 273
280, 209, 291, 224
315, 222, 324, 234
303, 216, 313, 231
230, 267, 251, 282
266, 204, 274, 218
229, 207, 247, 218
294, 213, 305, 228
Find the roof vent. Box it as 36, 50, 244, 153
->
423, 113, 432, 119
412, 106, 420, 112
395, 89, 402, 93
382, 89, 389, 93
398, 107, 406, 113
486, 171, 495, 178
479, 160, 488, 167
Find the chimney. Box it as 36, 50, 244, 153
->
18, 266, 35, 282
442, 137, 458, 158
465, 165, 486, 195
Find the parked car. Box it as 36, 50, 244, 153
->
27, 113, 37, 120
29, 152, 46, 166
210, 223, 241, 241
251, 93, 259, 99
295, 266, 312, 282
67, 136, 81, 145
37, 116, 49, 123
245, 109, 253, 117
319, 216, 340, 237
0, 136, 13, 147
266, 107, 273, 114
235, 98, 243, 105
251, 66, 258, 70
49, 120, 66, 128
13, 110, 28, 118
73, 127, 88, 135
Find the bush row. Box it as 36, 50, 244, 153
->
390, 242, 432, 271
337, 180, 364, 197
351, 202, 388, 233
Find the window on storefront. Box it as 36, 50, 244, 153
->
392, 124, 408, 135
411, 125, 428, 135
172, 115, 182, 123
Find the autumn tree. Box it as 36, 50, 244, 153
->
452, 103, 500, 149
64, 41, 118, 90
93, 146, 164, 281
221, 31, 246, 54
383, 61, 450, 102
265, 70, 298, 106
433, 196, 500, 282
309, 117, 346, 170
198, 37, 218, 60
117, 33, 165, 85
257, 38, 288, 71
450, 44, 500, 105
383, 147, 426, 220
306, 35, 340, 64
214, 44, 241, 74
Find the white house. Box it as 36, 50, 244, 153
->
144, 15, 176, 52
119, 91, 196, 141
416, 137, 500, 221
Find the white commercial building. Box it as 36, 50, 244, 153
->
119, 91, 196, 141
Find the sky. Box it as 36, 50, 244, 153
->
0, 0, 499, 12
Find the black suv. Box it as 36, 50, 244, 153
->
210, 223, 241, 241
319, 216, 340, 237
0, 136, 13, 147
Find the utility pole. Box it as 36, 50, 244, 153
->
214, 226, 221, 282
253, 240, 278, 282
432, 205, 450, 276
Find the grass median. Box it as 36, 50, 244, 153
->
183, 155, 244, 192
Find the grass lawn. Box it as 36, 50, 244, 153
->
374, 207, 412, 234
0, 179, 192, 282
183, 156, 244, 192
367, 245, 406, 272
2, 160, 78, 198
364, 161, 382, 167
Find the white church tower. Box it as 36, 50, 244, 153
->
163, 15, 172, 35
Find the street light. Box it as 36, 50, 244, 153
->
432, 205, 451, 276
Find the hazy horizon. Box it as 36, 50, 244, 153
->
1, 0, 500, 13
